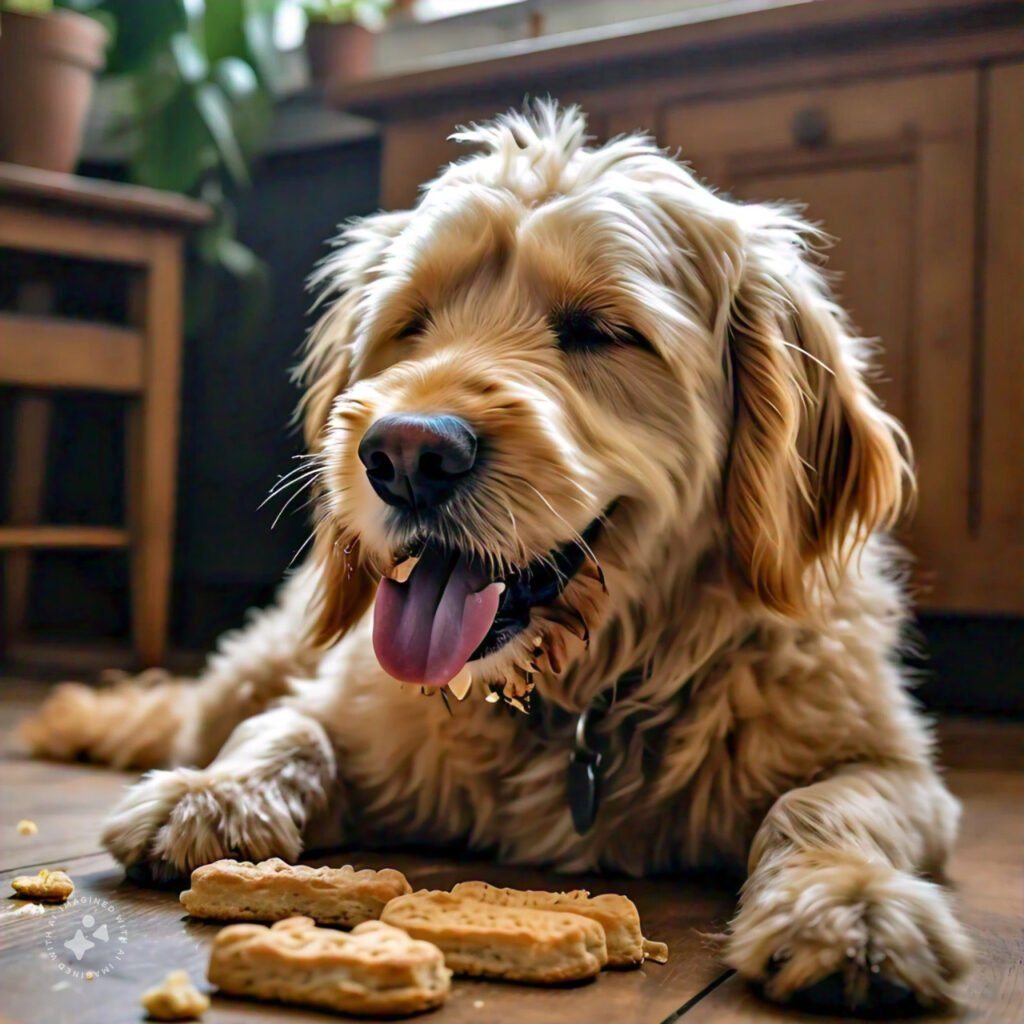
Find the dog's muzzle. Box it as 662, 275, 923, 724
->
358, 414, 605, 689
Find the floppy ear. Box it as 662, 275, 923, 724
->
297, 210, 410, 646
724, 218, 913, 615
306, 524, 376, 649
295, 209, 411, 451
295, 293, 358, 452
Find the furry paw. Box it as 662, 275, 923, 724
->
725, 852, 973, 1013
101, 710, 336, 879
19, 675, 189, 769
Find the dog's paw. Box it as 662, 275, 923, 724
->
102, 766, 311, 881
20, 676, 188, 769
725, 852, 973, 1014
19, 683, 104, 762
100, 714, 335, 881
101, 768, 206, 879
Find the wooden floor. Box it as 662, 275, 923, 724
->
1, 677, 1021, 1024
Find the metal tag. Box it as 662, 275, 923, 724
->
567, 749, 602, 834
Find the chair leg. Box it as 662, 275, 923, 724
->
126, 239, 184, 667
4, 394, 52, 640
3, 280, 55, 644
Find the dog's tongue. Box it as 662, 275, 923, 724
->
373, 545, 501, 687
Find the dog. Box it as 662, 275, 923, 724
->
20, 104, 972, 1013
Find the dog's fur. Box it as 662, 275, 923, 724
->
21, 105, 972, 1010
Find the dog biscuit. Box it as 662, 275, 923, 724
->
10, 867, 74, 902
208, 916, 451, 1017
381, 889, 608, 983
452, 880, 668, 966
180, 857, 410, 926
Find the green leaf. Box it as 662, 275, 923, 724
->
54, 0, 106, 10
203, 0, 246, 61
3, 0, 54, 13
193, 81, 250, 187
213, 57, 269, 157
241, 3, 281, 91
190, 216, 271, 341
168, 30, 208, 84
98, 0, 186, 74
130, 86, 215, 193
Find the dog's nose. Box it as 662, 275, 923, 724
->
358, 414, 478, 510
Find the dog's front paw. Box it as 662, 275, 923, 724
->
725, 852, 973, 1014
101, 766, 308, 882
101, 768, 200, 878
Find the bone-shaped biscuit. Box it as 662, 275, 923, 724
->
381, 889, 609, 984
180, 858, 410, 926
451, 880, 668, 966
208, 916, 451, 1017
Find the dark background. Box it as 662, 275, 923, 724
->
1, 133, 1020, 714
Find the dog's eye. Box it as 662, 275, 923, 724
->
550, 307, 650, 354
396, 309, 430, 340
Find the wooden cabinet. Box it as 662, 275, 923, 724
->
660, 73, 992, 611
335, 0, 1024, 614
977, 63, 1024, 611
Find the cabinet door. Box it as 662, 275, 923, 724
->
977, 65, 1024, 611
662, 73, 1003, 611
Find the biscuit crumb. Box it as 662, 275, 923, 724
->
17, 819, 38, 836
84, 971, 96, 981
141, 969, 209, 1021
473, 999, 486, 1008
10, 868, 74, 902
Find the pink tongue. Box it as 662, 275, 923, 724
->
372, 545, 501, 687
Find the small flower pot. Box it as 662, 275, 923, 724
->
0, 7, 108, 173
305, 20, 375, 88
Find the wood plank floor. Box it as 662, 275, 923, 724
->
1, 677, 1021, 1024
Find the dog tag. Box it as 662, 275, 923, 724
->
567, 749, 602, 835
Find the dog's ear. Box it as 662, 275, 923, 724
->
723, 220, 913, 615
296, 210, 412, 451
298, 210, 410, 646
307, 524, 376, 649
296, 293, 358, 452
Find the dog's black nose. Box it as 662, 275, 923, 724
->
358, 414, 478, 511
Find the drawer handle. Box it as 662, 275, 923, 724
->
792, 107, 829, 148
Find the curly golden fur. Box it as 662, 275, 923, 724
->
20, 104, 971, 1012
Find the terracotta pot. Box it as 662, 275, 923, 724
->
0, 8, 108, 173
305, 20, 375, 87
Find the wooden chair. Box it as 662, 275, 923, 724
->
0, 162, 209, 666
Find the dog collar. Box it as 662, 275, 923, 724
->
567, 701, 604, 834
556, 628, 757, 836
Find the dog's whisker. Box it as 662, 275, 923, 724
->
523, 482, 605, 582
260, 466, 322, 510
270, 475, 321, 529
287, 528, 319, 568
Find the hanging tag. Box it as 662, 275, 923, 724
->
567, 749, 602, 834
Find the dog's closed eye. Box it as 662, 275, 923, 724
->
550, 306, 652, 354
395, 308, 432, 340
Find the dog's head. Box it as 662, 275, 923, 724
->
298, 104, 911, 702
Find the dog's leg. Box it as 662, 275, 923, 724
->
18, 567, 320, 769
101, 703, 338, 878
724, 764, 973, 1013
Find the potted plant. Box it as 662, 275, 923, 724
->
302, 0, 392, 87
0, 0, 109, 172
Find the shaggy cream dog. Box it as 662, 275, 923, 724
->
21, 104, 972, 1013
